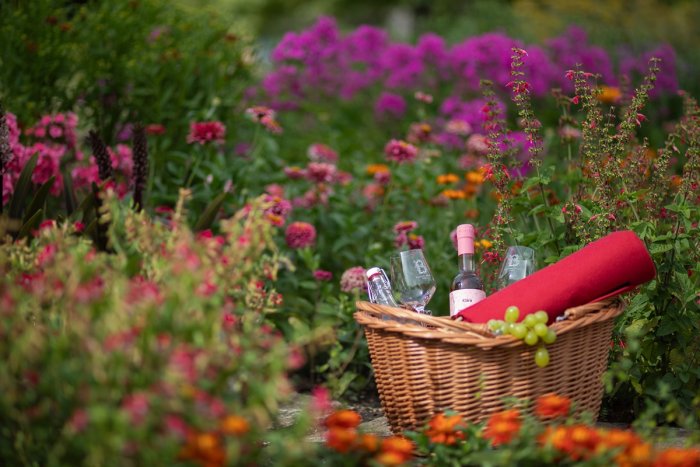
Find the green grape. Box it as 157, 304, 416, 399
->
533, 323, 549, 338
501, 322, 513, 335
523, 314, 537, 328
511, 323, 527, 339
543, 329, 557, 344
534, 311, 549, 324
524, 331, 538, 346
488, 319, 502, 331
504, 306, 520, 323
535, 347, 550, 367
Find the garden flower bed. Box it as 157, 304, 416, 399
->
1, 1, 699, 464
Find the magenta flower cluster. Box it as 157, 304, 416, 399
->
259, 17, 677, 112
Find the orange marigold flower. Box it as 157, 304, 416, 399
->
463, 184, 478, 197
559, 425, 602, 461
670, 175, 683, 188
653, 447, 700, 467
476, 239, 493, 249
437, 173, 460, 184
441, 189, 467, 200
483, 409, 521, 446
366, 163, 390, 176
219, 415, 249, 436
598, 85, 622, 104
325, 409, 362, 430
466, 170, 485, 184
425, 413, 466, 445
326, 427, 358, 453
358, 433, 380, 452
378, 437, 413, 464
375, 450, 411, 466
535, 393, 572, 420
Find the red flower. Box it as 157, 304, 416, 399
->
483, 409, 521, 446
325, 410, 362, 430
535, 393, 571, 420
186, 121, 226, 145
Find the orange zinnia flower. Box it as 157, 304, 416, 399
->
653, 447, 700, 467
466, 170, 485, 184
377, 436, 413, 465
325, 409, 362, 429
326, 427, 358, 453
556, 425, 602, 461
367, 164, 390, 176
598, 428, 650, 467
597, 85, 622, 104
483, 409, 521, 446
437, 173, 460, 184
535, 393, 572, 420
424, 413, 466, 445
219, 414, 249, 436
358, 433, 380, 452
179, 431, 226, 466
441, 189, 467, 200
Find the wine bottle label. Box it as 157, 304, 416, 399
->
449, 289, 486, 317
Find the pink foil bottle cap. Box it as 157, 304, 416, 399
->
456, 224, 475, 255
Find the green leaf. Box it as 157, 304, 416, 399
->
62, 167, 78, 216
193, 191, 227, 232
23, 176, 55, 223
8, 152, 38, 219
17, 209, 43, 239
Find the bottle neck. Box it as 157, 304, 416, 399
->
458, 253, 475, 272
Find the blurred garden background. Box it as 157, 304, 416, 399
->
1, 0, 699, 465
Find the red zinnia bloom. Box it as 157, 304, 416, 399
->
186, 121, 226, 145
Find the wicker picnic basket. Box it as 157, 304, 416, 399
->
354, 299, 623, 434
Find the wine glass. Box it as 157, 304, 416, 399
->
389, 249, 436, 315
497, 246, 536, 289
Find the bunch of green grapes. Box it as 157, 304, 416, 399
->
487, 306, 556, 368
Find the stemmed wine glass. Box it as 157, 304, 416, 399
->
389, 249, 436, 315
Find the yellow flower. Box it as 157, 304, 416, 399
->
366, 164, 390, 176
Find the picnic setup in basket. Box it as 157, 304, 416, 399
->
354, 228, 656, 434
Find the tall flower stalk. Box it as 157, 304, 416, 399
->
131, 124, 148, 212
0, 102, 10, 214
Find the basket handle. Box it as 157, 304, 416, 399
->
563, 299, 617, 321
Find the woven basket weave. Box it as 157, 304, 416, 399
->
354, 299, 623, 434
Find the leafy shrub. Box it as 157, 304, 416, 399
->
0, 192, 318, 466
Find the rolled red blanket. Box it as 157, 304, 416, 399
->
453, 230, 656, 323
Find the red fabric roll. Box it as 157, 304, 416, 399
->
453, 230, 656, 324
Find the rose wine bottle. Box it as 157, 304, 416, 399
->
449, 224, 486, 317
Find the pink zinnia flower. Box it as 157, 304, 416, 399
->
285, 221, 316, 249
313, 269, 333, 281
308, 143, 338, 163
407, 233, 425, 249
306, 162, 337, 183
393, 221, 418, 234
340, 266, 367, 293
186, 121, 226, 145
466, 134, 489, 155
384, 139, 418, 164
